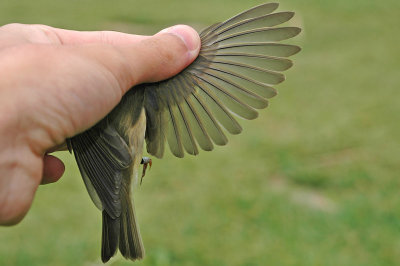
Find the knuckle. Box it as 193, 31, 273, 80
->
99, 31, 111, 44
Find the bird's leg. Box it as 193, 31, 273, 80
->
140, 157, 152, 185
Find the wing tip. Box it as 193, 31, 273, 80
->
290, 45, 302, 57
170, 147, 185, 158
293, 27, 302, 36
265, 2, 279, 9
287, 11, 295, 19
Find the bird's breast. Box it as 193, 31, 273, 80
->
126, 107, 146, 187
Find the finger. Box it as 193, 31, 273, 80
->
34, 24, 150, 45
0, 24, 150, 49
41, 154, 65, 184
0, 150, 42, 226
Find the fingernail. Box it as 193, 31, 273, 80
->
159, 25, 200, 59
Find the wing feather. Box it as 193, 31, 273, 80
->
172, 76, 200, 155
195, 81, 243, 133
166, 102, 185, 158
213, 3, 279, 32
142, 3, 301, 157
190, 89, 228, 146
214, 12, 295, 37
195, 74, 258, 120
202, 70, 269, 109
71, 124, 131, 218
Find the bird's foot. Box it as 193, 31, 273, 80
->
140, 157, 152, 185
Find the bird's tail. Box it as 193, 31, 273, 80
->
101, 194, 145, 263
101, 211, 120, 262
119, 194, 145, 260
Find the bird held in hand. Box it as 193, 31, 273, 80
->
69, 2, 301, 263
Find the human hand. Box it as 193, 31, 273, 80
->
0, 23, 200, 225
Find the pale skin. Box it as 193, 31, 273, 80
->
0, 23, 201, 225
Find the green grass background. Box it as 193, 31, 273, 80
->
1, 0, 399, 265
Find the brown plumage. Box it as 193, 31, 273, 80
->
69, 2, 301, 263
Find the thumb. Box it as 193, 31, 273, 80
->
130, 25, 201, 85
80, 24, 201, 92
45, 24, 201, 137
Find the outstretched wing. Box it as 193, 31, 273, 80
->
143, 2, 301, 158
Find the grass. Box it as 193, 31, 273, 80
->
1, 0, 400, 265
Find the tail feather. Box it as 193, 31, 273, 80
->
101, 192, 144, 262
119, 195, 145, 260
101, 211, 120, 263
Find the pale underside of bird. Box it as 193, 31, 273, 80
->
68, 2, 301, 263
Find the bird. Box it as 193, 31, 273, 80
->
68, 2, 301, 263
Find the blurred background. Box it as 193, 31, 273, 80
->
0, 0, 399, 265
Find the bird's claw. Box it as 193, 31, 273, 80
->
140, 157, 152, 185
